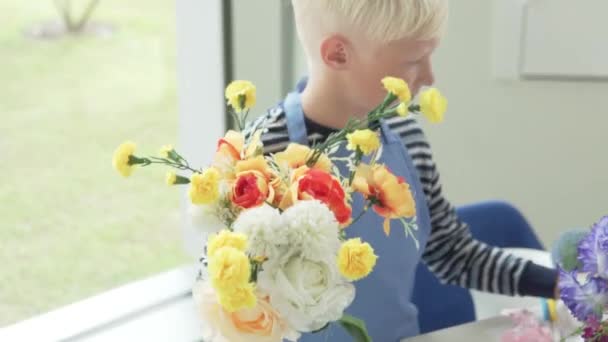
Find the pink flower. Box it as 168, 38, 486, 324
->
501, 310, 552, 342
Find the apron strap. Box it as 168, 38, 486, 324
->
284, 92, 310, 146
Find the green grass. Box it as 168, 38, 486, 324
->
0, 0, 190, 326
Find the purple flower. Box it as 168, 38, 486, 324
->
558, 269, 608, 321
579, 216, 608, 279
583, 317, 601, 339
584, 326, 596, 339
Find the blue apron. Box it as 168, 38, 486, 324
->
282, 92, 432, 341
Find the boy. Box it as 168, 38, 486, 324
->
245, 1, 558, 340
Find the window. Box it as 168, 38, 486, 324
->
1, 0, 188, 326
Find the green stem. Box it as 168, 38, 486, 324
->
350, 203, 370, 226
146, 156, 201, 174
348, 149, 363, 186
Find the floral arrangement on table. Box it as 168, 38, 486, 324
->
553, 216, 608, 341
112, 77, 446, 342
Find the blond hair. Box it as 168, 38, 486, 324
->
292, 0, 448, 43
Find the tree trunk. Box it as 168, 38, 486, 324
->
53, 0, 75, 31
53, 0, 101, 33
74, 0, 101, 31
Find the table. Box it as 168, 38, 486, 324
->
403, 316, 567, 342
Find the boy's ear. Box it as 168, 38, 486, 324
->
320, 35, 350, 69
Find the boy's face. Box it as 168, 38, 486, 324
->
345, 36, 439, 113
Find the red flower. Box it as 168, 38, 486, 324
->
296, 169, 352, 226
232, 171, 273, 209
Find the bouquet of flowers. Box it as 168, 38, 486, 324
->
112, 77, 447, 342
553, 217, 608, 341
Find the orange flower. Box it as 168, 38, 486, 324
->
232, 171, 274, 209
269, 176, 289, 208
194, 281, 300, 342
291, 168, 352, 227
353, 164, 416, 235
215, 130, 244, 163
214, 130, 263, 175
235, 156, 273, 180
274, 143, 332, 172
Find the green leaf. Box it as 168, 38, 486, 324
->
339, 314, 372, 342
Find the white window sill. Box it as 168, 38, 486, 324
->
0, 264, 203, 342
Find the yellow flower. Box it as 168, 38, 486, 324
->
166, 171, 177, 186
382, 77, 412, 103
217, 282, 257, 312
159, 144, 173, 158
189, 168, 221, 205
396, 102, 409, 117
419, 88, 447, 124
346, 129, 380, 155
207, 230, 248, 257
112, 141, 137, 177
337, 238, 378, 281
225, 80, 256, 112
208, 247, 251, 293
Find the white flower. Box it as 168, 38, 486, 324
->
232, 204, 289, 260
189, 203, 224, 236
233, 201, 353, 332
281, 200, 341, 261
257, 251, 355, 332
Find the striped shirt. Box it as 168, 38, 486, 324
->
243, 106, 556, 297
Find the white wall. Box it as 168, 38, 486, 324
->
424, 1, 608, 245
291, 1, 608, 245
232, 0, 293, 114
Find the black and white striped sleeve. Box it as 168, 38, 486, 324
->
388, 116, 532, 296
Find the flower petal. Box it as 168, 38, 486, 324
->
558, 269, 608, 321
578, 216, 608, 278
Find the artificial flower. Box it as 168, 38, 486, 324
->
273, 143, 332, 173
281, 200, 342, 260
112, 141, 138, 177
346, 129, 381, 155
193, 281, 300, 342
292, 168, 352, 226
165, 171, 190, 186
257, 247, 355, 332
558, 269, 608, 321
578, 216, 608, 279
235, 156, 273, 180
159, 144, 174, 158
166, 171, 177, 186
382, 77, 411, 103
189, 202, 226, 236
217, 282, 257, 312
396, 102, 409, 117
189, 168, 221, 205
231, 171, 274, 209
338, 238, 378, 281
353, 163, 416, 235
208, 247, 251, 293
225, 80, 256, 112
207, 230, 248, 258
419, 88, 447, 124
232, 204, 288, 260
